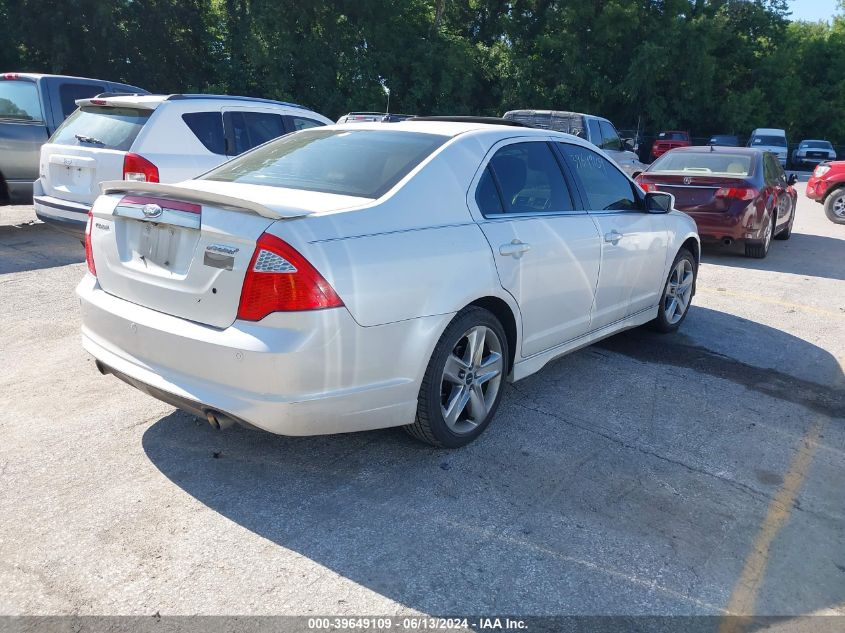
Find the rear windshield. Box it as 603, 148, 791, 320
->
50, 106, 152, 151
0, 79, 43, 121
800, 141, 832, 149
203, 128, 448, 198
649, 152, 755, 177
750, 135, 786, 147
658, 132, 687, 140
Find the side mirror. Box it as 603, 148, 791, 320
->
787, 173, 798, 186
645, 191, 674, 214
623, 138, 636, 152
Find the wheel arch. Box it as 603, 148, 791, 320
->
467, 295, 519, 373
823, 182, 845, 203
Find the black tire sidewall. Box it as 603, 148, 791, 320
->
419, 308, 509, 448
825, 189, 845, 225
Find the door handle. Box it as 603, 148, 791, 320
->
604, 230, 624, 245
499, 239, 532, 258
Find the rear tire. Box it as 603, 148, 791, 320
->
744, 212, 774, 258
651, 248, 696, 333
824, 188, 845, 225
406, 307, 508, 448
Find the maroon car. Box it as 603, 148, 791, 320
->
635, 147, 797, 258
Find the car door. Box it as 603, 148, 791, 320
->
557, 141, 669, 330
471, 139, 602, 357
222, 108, 288, 157
767, 153, 794, 232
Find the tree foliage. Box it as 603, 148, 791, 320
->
1, 0, 843, 140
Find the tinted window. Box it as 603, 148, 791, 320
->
560, 143, 638, 211
0, 79, 43, 121
587, 119, 602, 146
599, 121, 622, 151
226, 111, 287, 155
659, 132, 688, 141
182, 112, 225, 155
800, 141, 832, 149
650, 151, 754, 177
750, 135, 786, 147
486, 142, 573, 213
204, 129, 447, 198
475, 167, 503, 215
290, 116, 324, 131
59, 83, 105, 119
50, 106, 151, 150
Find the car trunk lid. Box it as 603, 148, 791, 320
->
638, 173, 752, 211
40, 103, 155, 206
90, 181, 368, 328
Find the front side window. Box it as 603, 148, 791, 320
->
0, 79, 43, 121
225, 111, 287, 155
478, 142, 574, 215
599, 121, 622, 151
559, 143, 638, 211
50, 106, 151, 150
204, 128, 448, 198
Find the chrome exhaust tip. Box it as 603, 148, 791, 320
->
205, 410, 235, 430
722, 237, 733, 246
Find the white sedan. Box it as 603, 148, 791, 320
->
78, 117, 700, 447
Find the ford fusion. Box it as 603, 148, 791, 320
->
79, 119, 700, 447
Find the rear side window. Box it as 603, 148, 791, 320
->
204, 128, 447, 198
559, 143, 638, 211
50, 106, 151, 150
290, 116, 324, 131
225, 111, 286, 155
59, 83, 105, 119
0, 79, 43, 121
481, 142, 573, 214
182, 112, 225, 155
599, 121, 622, 151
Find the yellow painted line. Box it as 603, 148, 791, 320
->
718, 416, 828, 633
699, 287, 844, 318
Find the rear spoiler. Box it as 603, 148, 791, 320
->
99, 181, 308, 220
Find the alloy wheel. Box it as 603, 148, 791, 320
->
833, 194, 845, 219
663, 259, 694, 325
440, 325, 503, 434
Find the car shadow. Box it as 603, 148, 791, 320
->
141, 306, 844, 616
700, 231, 845, 281
0, 221, 84, 274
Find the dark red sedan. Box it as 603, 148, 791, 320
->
635, 147, 797, 258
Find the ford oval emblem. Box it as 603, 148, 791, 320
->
142, 203, 163, 219
683, 176, 692, 185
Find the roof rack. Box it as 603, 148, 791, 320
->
407, 116, 532, 127
166, 94, 307, 110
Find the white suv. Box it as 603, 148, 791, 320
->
33, 94, 331, 237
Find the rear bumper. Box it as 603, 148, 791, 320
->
77, 275, 450, 436
33, 191, 89, 238
683, 210, 761, 242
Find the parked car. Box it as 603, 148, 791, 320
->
792, 139, 836, 168
651, 130, 691, 160
336, 112, 413, 123
34, 94, 331, 238
636, 147, 796, 258
708, 134, 740, 147
0, 72, 147, 205
502, 109, 647, 176
806, 161, 845, 224
79, 117, 699, 447
748, 128, 788, 166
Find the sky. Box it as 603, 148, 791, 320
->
787, 0, 841, 22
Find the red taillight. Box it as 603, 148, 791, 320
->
84, 210, 96, 276
636, 177, 659, 192
237, 233, 343, 320
123, 152, 159, 183
715, 187, 757, 201
1, 73, 20, 80
90, 99, 107, 105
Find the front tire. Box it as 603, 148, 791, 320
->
824, 188, 845, 225
406, 307, 508, 448
651, 248, 696, 333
